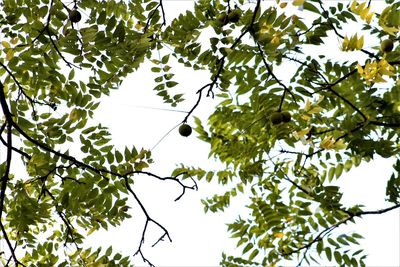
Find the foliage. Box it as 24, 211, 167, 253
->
0, 0, 197, 266
0, 0, 399, 266
166, 0, 400, 266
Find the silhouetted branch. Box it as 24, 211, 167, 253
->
283, 203, 400, 260
255, 42, 297, 110
0, 121, 24, 267
0, 80, 196, 265
0, 123, 30, 159
124, 176, 171, 267
144, 0, 166, 33
0, 220, 26, 267
184, 0, 262, 122
44, 188, 80, 247
317, 0, 378, 60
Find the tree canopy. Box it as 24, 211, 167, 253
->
0, 0, 400, 266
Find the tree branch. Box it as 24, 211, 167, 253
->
183, 0, 262, 122
144, 0, 166, 33
283, 203, 400, 258
0, 80, 196, 264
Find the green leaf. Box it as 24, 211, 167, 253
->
242, 243, 253, 254
97, 11, 107, 24
113, 21, 126, 41
304, 2, 321, 14
334, 251, 342, 264
248, 248, 259, 261
325, 246, 332, 261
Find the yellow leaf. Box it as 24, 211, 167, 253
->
379, 7, 400, 35
10, 37, 19, 45
308, 106, 323, 114
378, 60, 395, 76
293, 127, 311, 139
356, 35, 364, 50
271, 36, 280, 45
359, 5, 370, 18
356, 2, 366, 13
69, 108, 79, 121
6, 49, 14, 61
341, 36, 349, 51
373, 74, 387, 83
381, 25, 399, 36
349, 34, 357, 49
1, 41, 10, 48
350, 0, 357, 11
305, 99, 311, 112
87, 263, 107, 267
356, 64, 364, 75
274, 232, 285, 238
300, 114, 311, 121
379, 67, 394, 76
342, 34, 363, 51
333, 139, 347, 151
350, 1, 374, 24
364, 11, 374, 24
86, 227, 97, 236
293, 0, 305, 6
135, 22, 143, 30
280, 2, 288, 8
320, 136, 335, 150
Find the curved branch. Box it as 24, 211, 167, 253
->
317, 0, 378, 60
0, 80, 196, 265
0, 122, 12, 220
283, 203, 400, 257
44, 188, 80, 247
0, 123, 30, 160
126, 171, 198, 201
182, 0, 262, 122
256, 42, 296, 110
124, 177, 170, 267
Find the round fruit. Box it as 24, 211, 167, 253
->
381, 39, 394, 53
270, 112, 283, 125
281, 111, 291, 123
216, 13, 228, 26
227, 9, 241, 23
179, 124, 192, 137
69, 9, 82, 23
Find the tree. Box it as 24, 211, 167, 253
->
0, 0, 399, 267
0, 1, 199, 266
168, 0, 400, 266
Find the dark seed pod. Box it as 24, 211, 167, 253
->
179, 124, 192, 137
270, 112, 283, 125
69, 9, 82, 23
381, 39, 394, 53
281, 111, 291, 123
